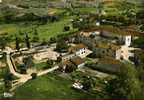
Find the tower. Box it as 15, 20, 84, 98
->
125, 35, 132, 47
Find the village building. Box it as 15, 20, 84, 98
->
60, 56, 85, 73
78, 26, 144, 48
70, 56, 85, 68
76, 26, 144, 61
93, 42, 121, 60
68, 44, 92, 58
80, 31, 100, 37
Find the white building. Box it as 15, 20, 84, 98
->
69, 44, 88, 57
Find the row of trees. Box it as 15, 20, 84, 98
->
15, 29, 42, 51
15, 32, 31, 51
0, 34, 13, 50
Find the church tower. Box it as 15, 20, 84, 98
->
125, 35, 132, 47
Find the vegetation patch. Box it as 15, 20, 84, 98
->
11, 73, 104, 100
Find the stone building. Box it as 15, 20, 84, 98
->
93, 42, 121, 60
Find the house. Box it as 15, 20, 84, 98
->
60, 56, 85, 72
93, 42, 121, 60
70, 56, 85, 68
62, 43, 92, 62
69, 44, 87, 55
61, 56, 85, 72
101, 31, 132, 47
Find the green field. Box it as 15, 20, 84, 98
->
11, 73, 104, 100
0, 16, 73, 40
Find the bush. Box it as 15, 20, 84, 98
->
31, 73, 37, 79
64, 26, 70, 31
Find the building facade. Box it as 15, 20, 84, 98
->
93, 43, 121, 60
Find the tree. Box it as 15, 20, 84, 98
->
49, 37, 56, 43
25, 33, 31, 48
32, 29, 40, 42
64, 26, 70, 31
82, 76, 95, 91
0, 36, 8, 50
40, 38, 48, 45
31, 73, 37, 79
140, 25, 144, 32
119, 1, 136, 22
96, 0, 104, 16
65, 64, 77, 73
1, 6, 17, 23
0, 39, 6, 50
23, 56, 34, 68
65, 0, 74, 12
56, 39, 69, 52
4, 73, 15, 91
15, 35, 20, 51
57, 56, 62, 63
46, 59, 54, 68
106, 63, 141, 100
134, 37, 144, 49
19, 64, 27, 74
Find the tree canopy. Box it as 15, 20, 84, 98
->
106, 62, 142, 100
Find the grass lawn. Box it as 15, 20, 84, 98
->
76, 8, 97, 14
0, 80, 4, 93
34, 62, 48, 71
11, 73, 104, 100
